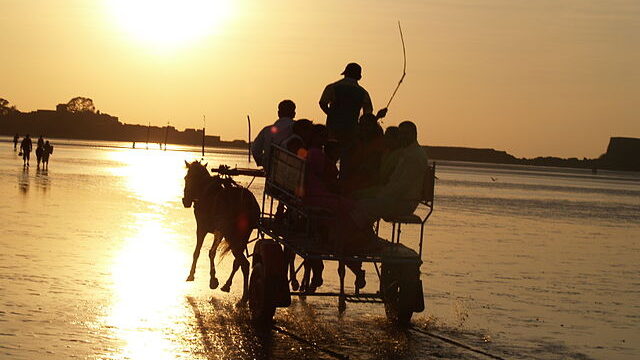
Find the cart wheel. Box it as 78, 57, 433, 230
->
249, 262, 276, 326
381, 264, 413, 326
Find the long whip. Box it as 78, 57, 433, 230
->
385, 21, 407, 109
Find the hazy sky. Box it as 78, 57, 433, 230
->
1, 0, 638, 158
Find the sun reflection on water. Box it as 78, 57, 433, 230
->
108, 148, 186, 204
101, 148, 249, 359
107, 212, 192, 359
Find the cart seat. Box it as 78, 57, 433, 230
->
378, 163, 436, 257
383, 214, 422, 224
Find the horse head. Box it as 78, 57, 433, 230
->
182, 160, 209, 208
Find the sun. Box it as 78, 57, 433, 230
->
106, 0, 232, 51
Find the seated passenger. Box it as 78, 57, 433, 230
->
379, 126, 403, 184
304, 124, 364, 292
350, 121, 428, 228
283, 119, 313, 159
340, 113, 385, 195
251, 100, 295, 168
353, 125, 404, 199
304, 124, 351, 210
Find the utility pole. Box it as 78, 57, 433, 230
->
164, 120, 169, 151
201, 115, 205, 157
247, 115, 251, 163
146, 122, 150, 150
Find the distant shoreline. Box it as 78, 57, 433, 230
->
2, 102, 639, 172
3, 136, 639, 177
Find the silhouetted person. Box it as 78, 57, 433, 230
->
42, 141, 53, 169
251, 100, 296, 168
35, 135, 45, 168
20, 134, 33, 167
283, 119, 313, 158
379, 126, 403, 184
319, 63, 387, 178
342, 113, 385, 195
13, 134, 19, 150
351, 121, 428, 227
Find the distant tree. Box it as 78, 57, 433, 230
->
66, 97, 96, 113
0, 98, 18, 116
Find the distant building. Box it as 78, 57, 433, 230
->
602, 137, 640, 171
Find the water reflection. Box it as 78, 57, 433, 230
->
108, 149, 186, 204
106, 212, 191, 359
35, 168, 50, 192
18, 167, 29, 194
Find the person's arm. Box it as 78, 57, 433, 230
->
319, 84, 334, 115
362, 90, 373, 115
251, 128, 266, 166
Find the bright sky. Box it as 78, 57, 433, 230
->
1, 0, 638, 158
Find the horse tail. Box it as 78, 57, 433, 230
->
216, 187, 257, 259
218, 239, 233, 258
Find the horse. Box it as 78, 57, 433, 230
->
182, 160, 260, 304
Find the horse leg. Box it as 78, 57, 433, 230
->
187, 228, 206, 281
220, 256, 239, 293
285, 246, 299, 290
237, 249, 250, 304
208, 232, 223, 289
301, 260, 311, 293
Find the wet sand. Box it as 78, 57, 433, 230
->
1, 138, 638, 359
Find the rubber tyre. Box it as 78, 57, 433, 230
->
381, 264, 413, 326
248, 262, 276, 326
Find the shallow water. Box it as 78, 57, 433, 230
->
1, 138, 638, 359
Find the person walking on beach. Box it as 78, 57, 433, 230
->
319, 63, 386, 178
20, 134, 33, 167
42, 140, 53, 169
13, 133, 19, 151
35, 135, 45, 168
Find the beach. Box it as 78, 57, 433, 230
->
1, 138, 638, 359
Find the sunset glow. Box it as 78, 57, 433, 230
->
106, 0, 232, 51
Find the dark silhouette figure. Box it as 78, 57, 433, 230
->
35, 135, 45, 168
251, 100, 296, 168
319, 63, 387, 178
182, 160, 260, 304
13, 134, 19, 150
42, 141, 53, 169
320, 63, 373, 133
20, 134, 32, 167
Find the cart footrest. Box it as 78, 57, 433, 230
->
345, 293, 384, 304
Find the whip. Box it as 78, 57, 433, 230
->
385, 21, 407, 109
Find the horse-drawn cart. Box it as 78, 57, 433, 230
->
213, 145, 436, 326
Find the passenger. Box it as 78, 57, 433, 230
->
324, 140, 340, 165
277, 118, 312, 291
304, 124, 363, 291
350, 121, 428, 228
283, 119, 313, 159
35, 135, 45, 168
251, 100, 296, 168
379, 126, 403, 184
304, 124, 352, 211
20, 134, 32, 167
342, 113, 385, 196
319, 63, 387, 179
300, 124, 336, 292
13, 134, 19, 150
42, 141, 53, 169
